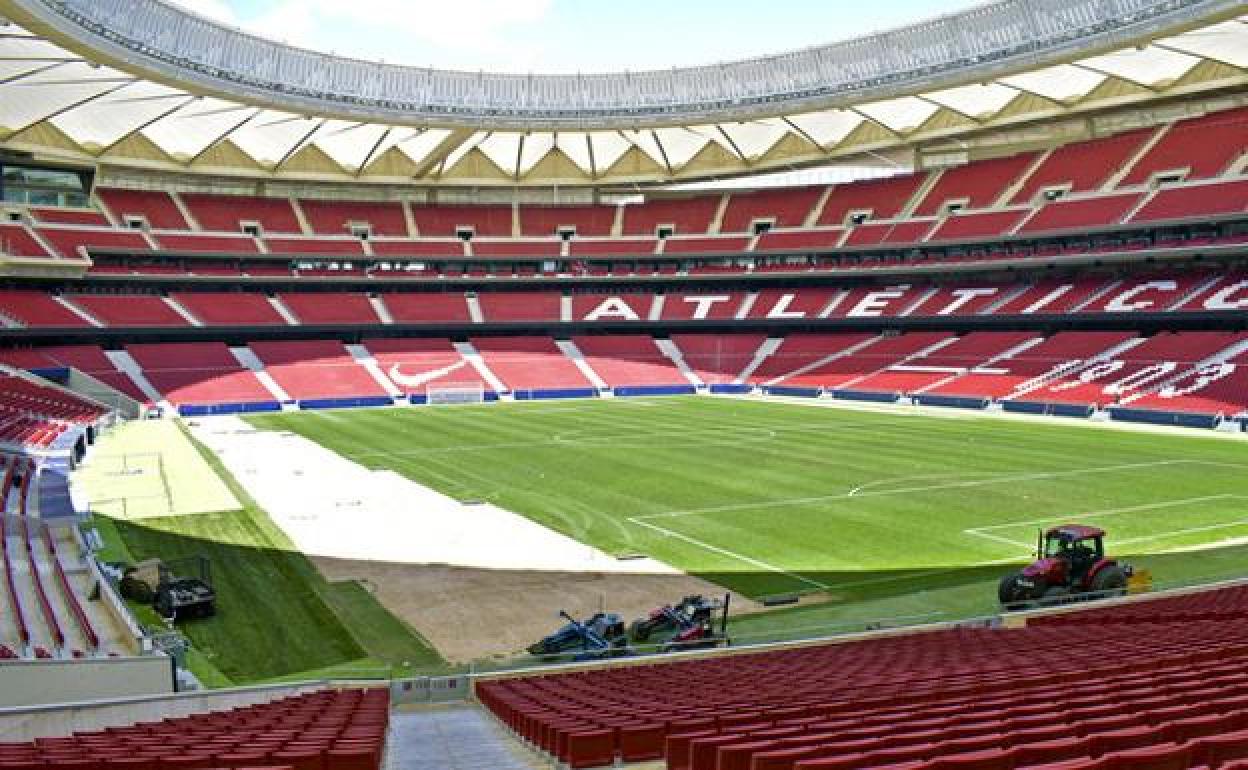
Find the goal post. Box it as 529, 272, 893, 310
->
426, 381, 487, 405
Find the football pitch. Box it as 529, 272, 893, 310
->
245, 396, 1248, 605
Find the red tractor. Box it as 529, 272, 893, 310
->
998, 525, 1131, 610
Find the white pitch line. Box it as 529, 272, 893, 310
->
966, 494, 1240, 534
636, 459, 1194, 521
627, 516, 831, 591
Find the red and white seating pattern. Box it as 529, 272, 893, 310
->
0, 274, 1242, 330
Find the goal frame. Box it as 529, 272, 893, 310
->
426, 382, 487, 405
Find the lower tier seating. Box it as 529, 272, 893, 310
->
0, 687, 388, 769
477, 582, 1248, 770
470, 337, 594, 391
247, 341, 387, 401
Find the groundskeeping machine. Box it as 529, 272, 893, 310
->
998, 525, 1132, 610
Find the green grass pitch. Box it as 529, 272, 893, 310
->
246, 396, 1248, 632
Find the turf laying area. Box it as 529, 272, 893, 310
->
246, 397, 1248, 615
92, 422, 442, 685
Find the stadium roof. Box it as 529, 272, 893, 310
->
0, 0, 1246, 187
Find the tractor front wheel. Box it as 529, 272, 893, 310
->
1090, 565, 1128, 598
998, 572, 1031, 608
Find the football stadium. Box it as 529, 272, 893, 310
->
0, 0, 1247, 766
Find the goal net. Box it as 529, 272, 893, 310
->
427, 381, 487, 405
82, 451, 175, 520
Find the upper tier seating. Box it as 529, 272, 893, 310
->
0, 291, 91, 327
68, 295, 187, 327
29, 208, 111, 226
472, 239, 563, 257
247, 340, 387, 400
126, 342, 273, 406
913, 153, 1038, 216
926, 210, 1027, 242
362, 337, 484, 394
383, 293, 472, 323
1120, 106, 1248, 186
477, 292, 562, 322
1012, 128, 1153, 203
842, 220, 936, 247
745, 289, 845, 321
905, 284, 1019, 317
171, 292, 288, 325
1078, 274, 1214, 314
410, 204, 512, 237
181, 194, 301, 233
96, 189, 189, 230
369, 239, 465, 257
720, 187, 824, 232
299, 199, 408, 237
1017, 193, 1144, 234
264, 238, 365, 256
572, 336, 686, 386
621, 197, 720, 236
817, 174, 926, 226
36, 227, 149, 259
782, 332, 954, 389
520, 206, 616, 237
153, 232, 260, 253
0, 687, 388, 770
567, 239, 657, 257
992, 280, 1120, 315
1177, 273, 1248, 312
669, 334, 766, 384
0, 224, 54, 259
470, 337, 593, 391
1130, 178, 1248, 223
277, 293, 380, 325
664, 237, 752, 255
479, 582, 1248, 770
754, 230, 845, 252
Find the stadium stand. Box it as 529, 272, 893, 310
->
1119, 106, 1248, 186
0, 292, 93, 328
1129, 178, 1248, 223
470, 336, 594, 391
153, 232, 261, 253
410, 204, 512, 237
720, 187, 824, 232
299, 199, 408, 237
1017, 193, 1144, 234
621, 197, 720, 235
572, 336, 688, 387
65, 295, 188, 327
35, 228, 149, 259
383, 292, 472, 323
817, 175, 926, 226
0, 224, 55, 259
247, 340, 387, 401
478, 580, 1248, 769
277, 293, 381, 325
781, 332, 955, 390
95, 189, 189, 230
126, 343, 274, 407
363, 337, 485, 395
170, 293, 289, 326
520, 205, 617, 237
1012, 128, 1154, 203
913, 153, 1039, 216
180, 194, 302, 233
850, 331, 1040, 394
669, 334, 767, 384
0, 687, 389, 769
477, 292, 562, 322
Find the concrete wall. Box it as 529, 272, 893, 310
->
0, 656, 174, 712
0, 673, 324, 741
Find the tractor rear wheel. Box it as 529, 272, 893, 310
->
1090, 565, 1128, 598
628, 619, 651, 642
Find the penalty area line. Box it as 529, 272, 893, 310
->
627, 516, 831, 592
